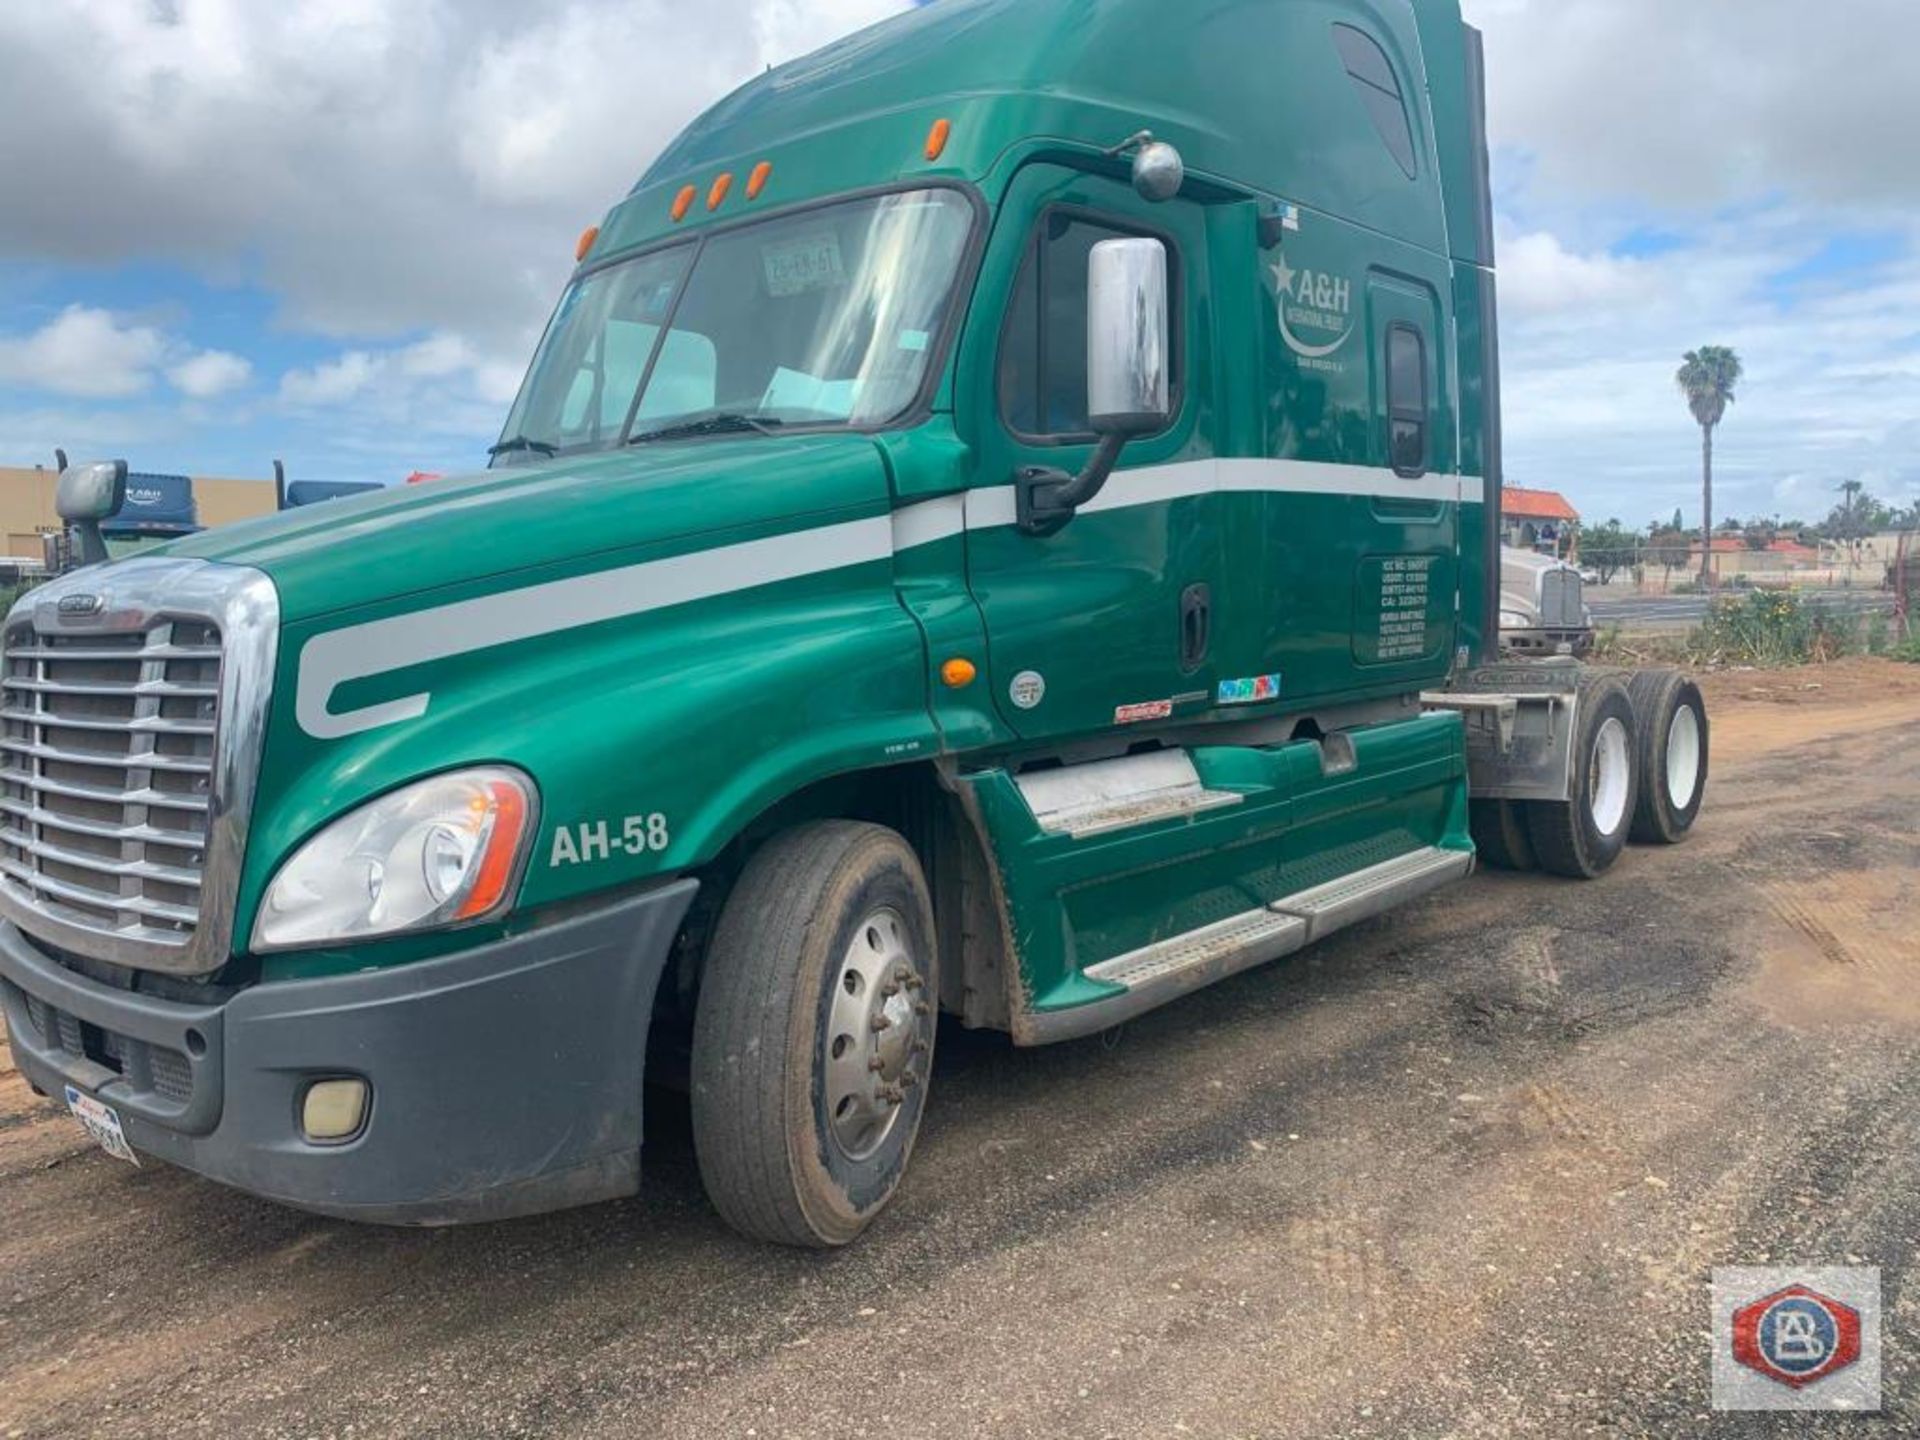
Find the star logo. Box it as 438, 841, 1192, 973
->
1269, 256, 1297, 298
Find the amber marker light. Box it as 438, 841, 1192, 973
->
707, 172, 735, 211
575, 224, 599, 262
941, 657, 978, 689
670, 185, 697, 222
925, 117, 952, 162
453, 778, 531, 921
746, 161, 773, 200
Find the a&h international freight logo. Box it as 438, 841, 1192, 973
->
1712, 1267, 1882, 1412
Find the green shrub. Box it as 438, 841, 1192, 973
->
1687, 591, 1866, 667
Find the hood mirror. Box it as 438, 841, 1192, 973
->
55, 459, 127, 567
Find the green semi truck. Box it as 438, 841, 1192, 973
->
0, 0, 1709, 1246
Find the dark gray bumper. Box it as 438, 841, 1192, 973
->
0, 880, 697, 1225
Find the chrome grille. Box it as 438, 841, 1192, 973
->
0, 616, 223, 947
0, 558, 276, 977
1541, 569, 1584, 629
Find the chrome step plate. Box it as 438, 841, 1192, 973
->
1269, 846, 1474, 940
1015, 749, 1243, 840
1084, 908, 1308, 991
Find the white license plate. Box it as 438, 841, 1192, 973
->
64, 1085, 139, 1166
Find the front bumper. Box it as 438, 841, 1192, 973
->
0, 880, 697, 1224
1501, 627, 1594, 657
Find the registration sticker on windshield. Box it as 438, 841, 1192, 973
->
762, 232, 846, 297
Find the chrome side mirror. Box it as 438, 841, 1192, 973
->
1087, 237, 1170, 435
1015, 238, 1172, 535
55, 459, 126, 567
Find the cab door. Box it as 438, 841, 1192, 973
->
956, 164, 1218, 744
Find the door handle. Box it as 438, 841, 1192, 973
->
1179, 583, 1211, 673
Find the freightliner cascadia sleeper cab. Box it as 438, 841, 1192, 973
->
0, 0, 1710, 1245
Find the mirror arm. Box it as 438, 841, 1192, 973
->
70, 518, 110, 568
1016, 432, 1128, 536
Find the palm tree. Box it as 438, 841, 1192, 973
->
1675, 346, 1743, 587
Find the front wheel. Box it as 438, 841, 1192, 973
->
691, 821, 938, 1247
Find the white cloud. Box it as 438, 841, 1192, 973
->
0, 305, 167, 398
167, 348, 253, 399
0, 0, 910, 353
275, 337, 522, 468
396, 333, 477, 379
280, 351, 381, 407
1499, 232, 1644, 317
1463, 0, 1920, 213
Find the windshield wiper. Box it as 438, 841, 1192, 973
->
487, 434, 558, 458
629, 413, 784, 445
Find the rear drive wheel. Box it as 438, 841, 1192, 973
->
1525, 674, 1639, 879
1470, 798, 1536, 871
1625, 668, 1709, 844
691, 821, 938, 1247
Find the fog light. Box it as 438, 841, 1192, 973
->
302, 1078, 368, 1142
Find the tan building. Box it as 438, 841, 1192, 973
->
0, 464, 277, 559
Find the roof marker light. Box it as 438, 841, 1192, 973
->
707, 172, 734, 211
746, 161, 773, 200
925, 118, 952, 162
575, 225, 599, 262
940, 657, 977, 689
670, 185, 697, 222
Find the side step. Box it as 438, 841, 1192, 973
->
1023, 845, 1473, 1043
1015, 750, 1243, 840
1269, 845, 1471, 941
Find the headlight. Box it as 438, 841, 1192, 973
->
1499, 610, 1531, 630
253, 767, 536, 951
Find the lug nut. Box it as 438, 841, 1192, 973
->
869, 1013, 892, 1032
913, 1000, 931, 1017
867, 1055, 887, 1073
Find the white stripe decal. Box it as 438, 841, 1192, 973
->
296, 515, 892, 740
890, 493, 966, 551
964, 458, 1473, 525
297, 459, 1482, 738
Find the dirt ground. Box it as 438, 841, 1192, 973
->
2, 659, 1917, 1439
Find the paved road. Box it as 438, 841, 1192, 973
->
1591, 588, 1895, 628
3, 662, 1918, 1439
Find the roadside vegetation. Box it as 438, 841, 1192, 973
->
1594, 590, 1917, 669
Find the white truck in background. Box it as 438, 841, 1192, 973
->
1499, 546, 1594, 657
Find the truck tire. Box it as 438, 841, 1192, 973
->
1469, 798, 1536, 871
1625, 668, 1709, 844
1524, 673, 1638, 880
691, 820, 938, 1247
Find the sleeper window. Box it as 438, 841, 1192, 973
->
1332, 23, 1418, 181
1387, 323, 1428, 477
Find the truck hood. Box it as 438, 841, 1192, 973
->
162, 435, 891, 625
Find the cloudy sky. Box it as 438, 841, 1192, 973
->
0, 0, 1914, 531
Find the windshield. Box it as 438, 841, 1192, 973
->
494, 187, 975, 461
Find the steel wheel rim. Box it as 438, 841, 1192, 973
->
1589, 715, 1631, 838
1665, 704, 1702, 810
824, 905, 928, 1162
